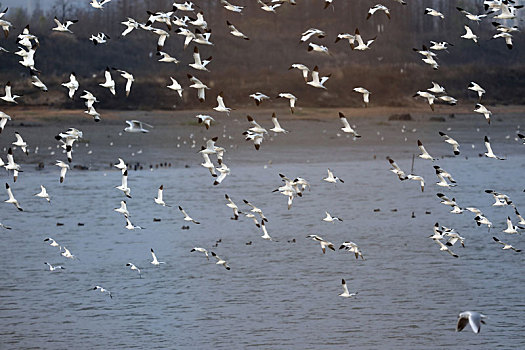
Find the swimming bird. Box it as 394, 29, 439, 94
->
44, 262, 65, 271
227, 21, 249, 40
167, 77, 183, 98
417, 140, 435, 161
277, 93, 298, 114
116, 170, 131, 198
439, 131, 460, 155
61, 73, 79, 99
306, 234, 335, 254
211, 251, 231, 270
113, 69, 134, 97
468, 82, 485, 101
461, 25, 478, 44
387, 156, 408, 181
125, 263, 141, 278
0, 111, 11, 133
407, 174, 425, 192
435, 239, 459, 258
13, 132, 28, 155
124, 120, 153, 133
114, 200, 129, 217
1, 82, 21, 103
484, 136, 505, 160
90, 0, 112, 10
179, 206, 200, 224
35, 185, 50, 202
456, 311, 487, 333
187, 74, 210, 102
270, 113, 289, 134
323, 211, 342, 223
367, 4, 391, 20
339, 278, 358, 297
352, 28, 375, 50
307, 66, 330, 89
323, 168, 344, 184
52, 17, 77, 33
150, 248, 165, 266
249, 92, 270, 106
213, 92, 233, 115
196, 115, 214, 129
339, 241, 365, 260
31, 75, 48, 92
353, 87, 370, 107
189, 46, 212, 71
493, 237, 521, 252
225, 194, 242, 220
55, 160, 69, 183
425, 8, 444, 18
154, 185, 170, 207
99, 67, 115, 95
190, 247, 209, 260
5, 183, 22, 211
474, 104, 491, 124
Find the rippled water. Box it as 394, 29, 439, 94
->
1, 111, 524, 349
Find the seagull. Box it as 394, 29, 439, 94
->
1, 82, 21, 103
493, 237, 521, 252
31, 75, 48, 92
124, 120, 153, 133
461, 25, 478, 44
307, 66, 330, 89
154, 185, 170, 207
249, 92, 270, 106
270, 113, 289, 134
468, 82, 485, 101
387, 156, 408, 181
306, 234, 335, 254
190, 247, 209, 260
323, 211, 343, 223
352, 28, 376, 50
456, 311, 487, 333
89, 32, 110, 45
44, 237, 60, 248
0, 111, 11, 133
474, 104, 491, 124
35, 185, 50, 202
179, 206, 200, 224
277, 93, 298, 114
150, 248, 165, 266
61, 73, 79, 99
413, 91, 435, 111
323, 168, 344, 184
225, 194, 242, 220
425, 8, 444, 18
211, 251, 230, 270
339, 278, 358, 297
407, 174, 425, 192
99, 67, 115, 95
90, 0, 112, 9
187, 74, 210, 102
5, 183, 22, 211
115, 170, 132, 199
55, 160, 69, 183
439, 131, 460, 155
157, 51, 180, 64
52, 17, 77, 33
44, 262, 65, 271
189, 46, 212, 71
114, 200, 129, 217
307, 42, 330, 55
484, 136, 505, 160
435, 239, 459, 258
353, 87, 370, 107
417, 140, 435, 161
61, 246, 75, 259
227, 21, 249, 40
367, 4, 391, 20
456, 7, 487, 22
196, 115, 214, 129
113, 69, 134, 97
213, 92, 233, 115
125, 263, 141, 278
13, 132, 28, 155
503, 216, 520, 234
339, 241, 365, 260
167, 77, 183, 98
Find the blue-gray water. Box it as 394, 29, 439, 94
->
0, 111, 524, 349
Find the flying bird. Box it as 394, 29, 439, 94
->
4, 183, 22, 211
456, 311, 486, 333
179, 206, 200, 224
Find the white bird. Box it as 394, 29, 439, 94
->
323, 168, 344, 184
99, 67, 116, 95
93, 285, 112, 299
474, 215, 492, 228
31, 75, 48, 92
445, 232, 466, 248
425, 8, 444, 18
339, 278, 358, 298
190, 247, 209, 260
339, 241, 365, 260
335, 32, 356, 47
80, 90, 99, 109
474, 104, 491, 124
173, 1, 196, 12
124, 216, 142, 230
306, 234, 335, 254
116, 170, 131, 198
13, 132, 28, 155
211, 251, 230, 270
35, 185, 50, 202
323, 211, 343, 223
150, 248, 165, 266
249, 92, 270, 106
196, 114, 214, 130
225, 194, 242, 220
417, 140, 435, 161
277, 93, 298, 114
114, 158, 127, 172
492, 32, 513, 50
461, 25, 478, 44
85, 107, 101, 124
514, 208, 525, 226
1, 82, 21, 103
52, 17, 77, 33
187, 74, 210, 102
189, 11, 208, 30
114, 200, 129, 217
434, 165, 456, 184
189, 46, 212, 71
213, 92, 233, 115
124, 120, 152, 133
439, 131, 460, 155
413, 91, 435, 111
90, 0, 112, 10
288, 63, 310, 82
260, 221, 274, 241
352, 28, 376, 50
307, 66, 330, 89
214, 162, 230, 186
121, 17, 139, 36
157, 51, 180, 64
44, 237, 60, 248
257, 0, 281, 13
435, 239, 459, 258
367, 4, 391, 20
89, 32, 110, 45
484, 136, 505, 160
44, 262, 65, 271
307, 42, 330, 55
220, 0, 244, 13
247, 115, 268, 134
353, 87, 370, 107
4, 183, 22, 211
407, 174, 425, 192
125, 263, 141, 278
227, 21, 249, 40
428, 82, 445, 94
429, 41, 453, 51
468, 82, 485, 101
270, 113, 289, 134
493, 237, 521, 252
179, 206, 200, 224
55, 160, 69, 183
456, 7, 487, 22
61, 73, 79, 99
200, 152, 217, 176
300, 28, 325, 42
435, 170, 456, 189
456, 311, 487, 333
113, 68, 134, 97
387, 156, 408, 181
243, 199, 268, 222
0, 111, 11, 133
167, 77, 183, 98
503, 216, 520, 234
154, 185, 170, 207
323, 0, 333, 9
61, 246, 75, 259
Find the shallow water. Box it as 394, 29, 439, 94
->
0, 112, 524, 349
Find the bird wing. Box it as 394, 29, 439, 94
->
456, 314, 469, 332
342, 279, 349, 294
484, 137, 493, 155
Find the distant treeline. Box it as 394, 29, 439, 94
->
0, 0, 524, 110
